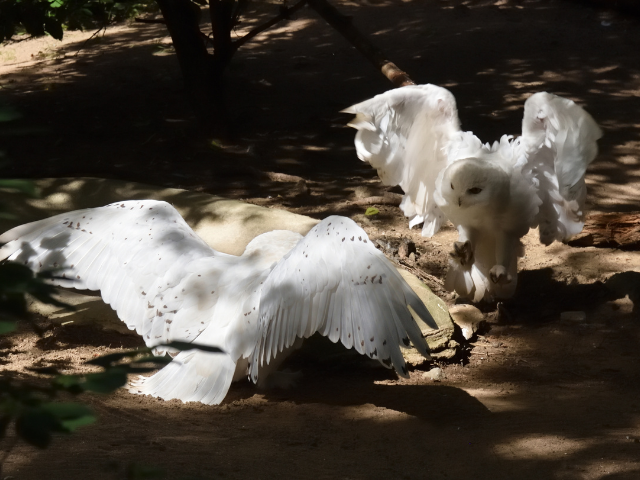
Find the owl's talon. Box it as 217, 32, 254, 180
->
449, 240, 473, 266
489, 265, 512, 284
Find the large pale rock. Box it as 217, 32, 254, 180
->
0, 177, 318, 256
397, 270, 458, 360
2, 178, 454, 357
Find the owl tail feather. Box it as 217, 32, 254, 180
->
129, 350, 236, 405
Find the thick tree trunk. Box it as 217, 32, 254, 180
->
155, 0, 229, 135
209, 0, 234, 67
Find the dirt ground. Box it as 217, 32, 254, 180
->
1, 0, 640, 478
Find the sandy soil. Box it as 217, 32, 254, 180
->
1, 0, 640, 478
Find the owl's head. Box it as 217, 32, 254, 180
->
439, 158, 510, 211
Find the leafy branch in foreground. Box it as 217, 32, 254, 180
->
1, 335, 223, 450
0, 0, 157, 42
1, 175, 224, 462
0, 261, 73, 336
0, 253, 223, 468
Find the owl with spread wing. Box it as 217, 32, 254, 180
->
0, 202, 435, 404
344, 85, 602, 302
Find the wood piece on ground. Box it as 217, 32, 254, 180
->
567, 212, 640, 249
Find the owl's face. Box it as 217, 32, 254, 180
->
438, 158, 510, 213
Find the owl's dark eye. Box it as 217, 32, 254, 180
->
467, 187, 483, 195
450, 183, 454, 190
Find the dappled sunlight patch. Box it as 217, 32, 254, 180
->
580, 461, 640, 479
339, 403, 416, 423
29, 191, 72, 209
612, 140, 640, 154
232, 18, 315, 50
302, 145, 331, 152
0, 23, 167, 75
616, 155, 639, 165
462, 387, 527, 413
493, 434, 586, 459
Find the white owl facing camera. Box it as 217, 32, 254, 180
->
344, 85, 602, 302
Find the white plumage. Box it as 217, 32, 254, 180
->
0, 200, 436, 404
344, 84, 602, 301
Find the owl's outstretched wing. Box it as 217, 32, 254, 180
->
343, 84, 462, 236
249, 216, 436, 382
520, 92, 602, 244
0, 200, 245, 404
0, 200, 235, 346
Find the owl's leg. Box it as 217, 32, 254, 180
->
450, 241, 473, 266
489, 265, 512, 284
449, 227, 474, 267
490, 234, 517, 284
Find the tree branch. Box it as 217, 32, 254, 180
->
233, 0, 308, 51
306, 0, 414, 87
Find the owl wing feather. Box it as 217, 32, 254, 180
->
1, 205, 437, 404
249, 216, 436, 383
520, 92, 602, 244
343, 84, 462, 236
0, 200, 253, 404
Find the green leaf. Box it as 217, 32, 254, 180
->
0, 262, 34, 286
81, 369, 128, 393
53, 375, 83, 390
364, 207, 379, 216
0, 414, 11, 441
44, 16, 63, 40
15, 410, 56, 448
0, 321, 17, 335
0, 178, 37, 196
20, 7, 47, 37
0, 105, 22, 122
15, 402, 95, 448
0, 211, 17, 220
60, 413, 96, 431
127, 462, 167, 480
41, 402, 95, 432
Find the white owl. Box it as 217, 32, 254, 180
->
344, 85, 602, 302
0, 201, 436, 404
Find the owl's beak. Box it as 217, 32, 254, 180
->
458, 197, 462, 207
